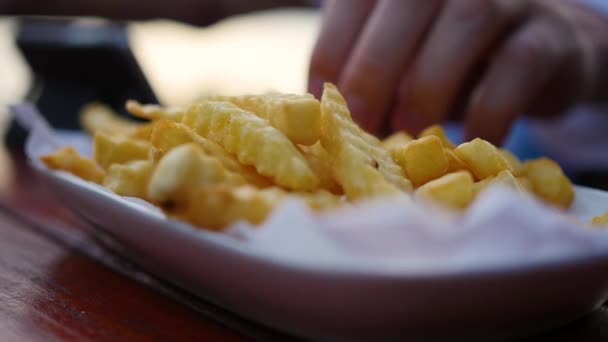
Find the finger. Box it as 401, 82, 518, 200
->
308, 0, 375, 98
525, 47, 582, 118
391, 0, 529, 135
337, 0, 443, 134
465, 15, 576, 144
528, 1, 605, 111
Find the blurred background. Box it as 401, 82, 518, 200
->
0, 1, 320, 134
0, 2, 322, 190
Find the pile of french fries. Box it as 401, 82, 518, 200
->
41, 83, 599, 231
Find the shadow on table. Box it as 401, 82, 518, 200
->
26, 252, 243, 341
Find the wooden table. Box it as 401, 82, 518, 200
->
1, 141, 608, 341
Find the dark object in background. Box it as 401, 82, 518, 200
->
6, 17, 158, 147
576, 172, 608, 192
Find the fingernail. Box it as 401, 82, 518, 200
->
345, 95, 369, 128
308, 76, 324, 100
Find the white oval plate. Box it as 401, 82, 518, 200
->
33, 164, 608, 341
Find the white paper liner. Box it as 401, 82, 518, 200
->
14, 103, 608, 276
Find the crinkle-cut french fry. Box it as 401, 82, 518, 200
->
176, 185, 341, 230
472, 170, 522, 198
298, 142, 343, 194
178, 185, 284, 230
297, 189, 343, 210
148, 143, 246, 205
392, 136, 448, 187
320, 83, 412, 199
472, 177, 492, 198
454, 138, 512, 180
148, 120, 198, 154
126, 100, 185, 122
516, 176, 534, 193
41, 147, 106, 184
93, 132, 152, 170
147, 120, 272, 188
182, 101, 319, 191
103, 160, 154, 198
382, 131, 413, 152
80, 103, 142, 136
499, 149, 523, 176
419, 125, 456, 149
493, 170, 524, 193
205, 93, 321, 145
129, 122, 156, 140
444, 148, 467, 173
523, 158, 574, 209
416, 171, 474, 209
591, 212, 608, 227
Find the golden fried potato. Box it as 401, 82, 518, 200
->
183, 101, 319, 191
444, 148, 467, 173
93, 132, 152, 170
297, 189, 343, 210
80, 103, 142, 137
129, 122, 156, 140
419, 125, 456, 149
206, 93, 321, 145
472, 170, 522, 198
516, 176, 534, 193
146, 120, 271, 187
499, 149, 522, 176
454, 138, 511, 180
392, 136, 448, 187
381, 131, 413, 152
319, 83, 412, 199
523, 158, 574, 209
298, 142, 343, 194
103, 160, 154, 198
591, 212, 608, 227
41, 147, 106, 184
472, 177, 492, 198
177, 185, 284, 230
415, 171, 474, 209
147, 143, 246, 205
149, 120, 197, 154
47, 90, 582, 232
493, 169, 520, 187
126, 100, 184, 122
177, 185, 341, 230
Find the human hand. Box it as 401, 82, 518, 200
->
308, 0, 608, 144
